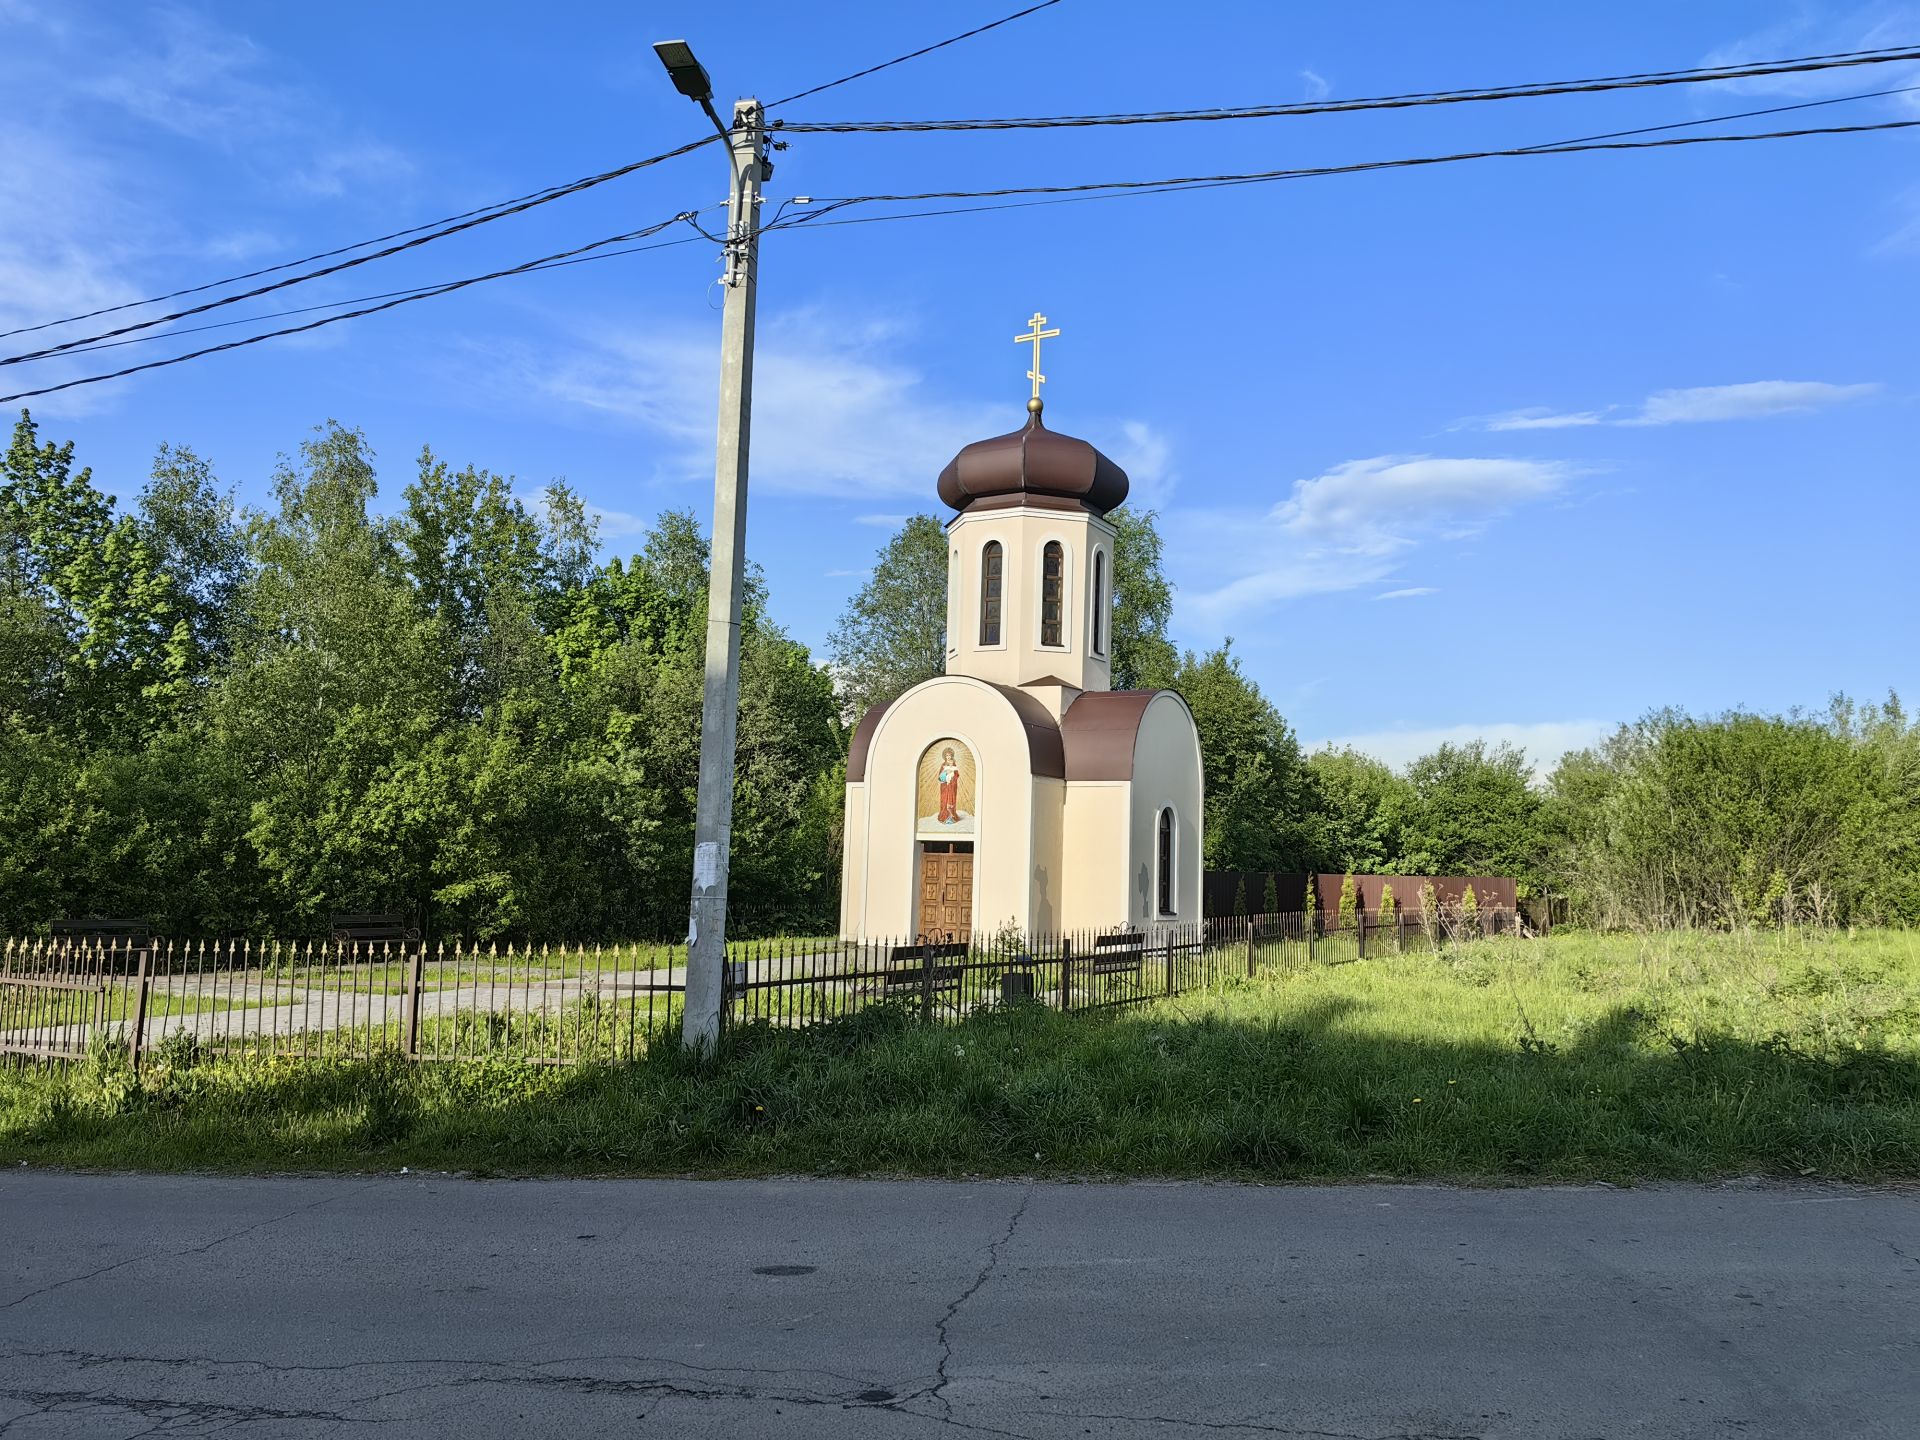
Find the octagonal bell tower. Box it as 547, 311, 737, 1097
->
936, 318, 1130, 720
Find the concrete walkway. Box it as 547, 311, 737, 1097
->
1, 1172, 1914, 1437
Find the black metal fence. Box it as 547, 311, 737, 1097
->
0, 906, 1521, 1068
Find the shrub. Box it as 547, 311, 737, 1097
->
1337, 872, 1358, 934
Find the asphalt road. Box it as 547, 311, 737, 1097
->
2, 1172, 1914, 1438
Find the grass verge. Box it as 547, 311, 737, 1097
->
2, 928, 1915, 1183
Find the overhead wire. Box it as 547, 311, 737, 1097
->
0, 135, 723, 370
767, 0, 1065, 109
32, 205, 729, 362
0, 212, 708, 406
774, 42, 1920, 132
766, 117, 1920, 232
0, 137, 724, 348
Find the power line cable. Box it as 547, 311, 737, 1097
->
767, 117, 1920, 231
767, 0, 1065, 109
34, 206, 728, 362
0, 135, 721, 370
775, 43, 1920, 131
1512, 82, 1920, 151
5, 7, 1065, 345
0, 213, 704, 406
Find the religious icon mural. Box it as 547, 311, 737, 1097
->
915, 738, 977, 838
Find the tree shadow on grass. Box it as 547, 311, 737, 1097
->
4, 994, 1917, 1182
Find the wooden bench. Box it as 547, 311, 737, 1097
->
882, 942, 969, 995
1088, 931, 1146, 976
48, 918, 151, 972
328, 913, 421, 947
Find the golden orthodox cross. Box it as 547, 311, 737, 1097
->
1014, 311, 1060, 403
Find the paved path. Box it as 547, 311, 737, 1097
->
1, 1173, 1914, 1438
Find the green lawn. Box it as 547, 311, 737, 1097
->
3, 927, 1915, 1182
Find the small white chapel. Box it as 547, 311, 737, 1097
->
840, 315, 1204, 942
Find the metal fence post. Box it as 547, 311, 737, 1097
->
403, 945, 425, 1059
1164, 932, 1174, 996
1246, 917, 1255, 978
1059, 937, 1072, 1013
126, 945, 152, 1074
1358, 910, 1367, 961
1398, 911, 1407, 952
920, 941, 934, 1025
1306, 911, 1316, 964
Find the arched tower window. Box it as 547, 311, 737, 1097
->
1041, 541, 1065, 648
1157, 807, 1176, 916
1091, 550, 1107, 656
979, 541, 1003, 646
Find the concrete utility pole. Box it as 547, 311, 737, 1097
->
678, 82, 771, 1052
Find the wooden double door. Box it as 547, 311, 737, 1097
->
918, 842, 974, 941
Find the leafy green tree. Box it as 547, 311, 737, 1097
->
1171, 641, 1317, 871
1304, 745, 1410, 873
1397, 740, 1545, 882
1108, 508, 1176, 689
1337, 871, 1358, 933
137, 442, 246, 675
1545, 705, 1896, 929
1263, 872, 1280, 915
1378, 881, 1396, 923
827, 514, 948, 718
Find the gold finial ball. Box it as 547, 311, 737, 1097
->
1027, 395, 1044, 415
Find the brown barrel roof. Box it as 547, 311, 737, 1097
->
936, 411, 1129, 516
845, 699, 891, 782
844, 682, 1066, 782
1058, 689, 1163, 781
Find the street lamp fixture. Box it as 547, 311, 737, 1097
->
653, 39, 728, 136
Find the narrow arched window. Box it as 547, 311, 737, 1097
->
1091, 550, 1107, 656
1041, 541, 1064, 647
1157, 808, 1175, 915
979, 541, 1003, 646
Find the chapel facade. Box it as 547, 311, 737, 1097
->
840, 330, 1204, 942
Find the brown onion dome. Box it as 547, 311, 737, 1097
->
937, 401, 1130, 516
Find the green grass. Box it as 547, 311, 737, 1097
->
0, 986, 259, 1030
3, 928, 1916, 1183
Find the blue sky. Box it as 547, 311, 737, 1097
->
4, 0, 1916, 770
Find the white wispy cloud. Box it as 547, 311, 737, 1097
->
1110, 419, 1177, 509
1465, 380, 1881, 432
854, 513, 910, 528
0, 4, 418, 413
1299, 69, 1330, 101
514, 308, 1167, 506
1308, 719, 1610, 775
1374, 587, 1436, 601
1181, 455, 1574, 621
1272, 455, 1572, 547
1702, 6, 1920, 113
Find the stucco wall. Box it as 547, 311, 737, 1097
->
945, 507, 1115, 693
839, 782, 868, 937
1029, 776, 1066, 936
1060, 781, 1129, 930
1127, 692, 1206, 929
850, 676, 1041, 939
